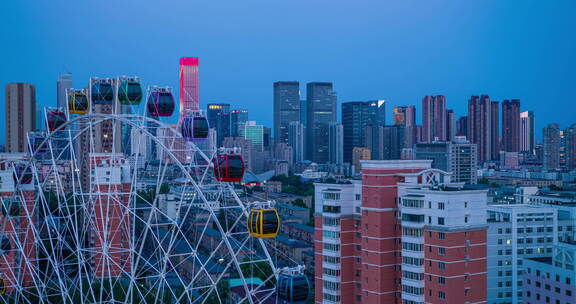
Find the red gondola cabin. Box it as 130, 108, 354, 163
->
47, 110, 67, 131
214, 154, 245, 182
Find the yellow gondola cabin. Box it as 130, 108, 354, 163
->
247, 201, 280, 238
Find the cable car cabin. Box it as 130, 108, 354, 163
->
147, 91, 175, 117
181, 115, 209, 141
213, 154, 244, 182
277, 273, 310, 304
247, 208, 280, 238
47, 110, 67, 131
91, 81, 114, 104
13, 165, 33, 185
118, 80, 143, 105
68, 92, 89, 114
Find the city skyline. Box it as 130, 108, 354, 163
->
2, 2, 576, 303
2, 1, 576, 141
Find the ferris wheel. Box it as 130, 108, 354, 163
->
0, 77, 309, 304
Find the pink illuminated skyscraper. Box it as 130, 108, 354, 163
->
179, 57, 200, 111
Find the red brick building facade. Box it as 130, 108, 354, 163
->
315, 160, 487, 304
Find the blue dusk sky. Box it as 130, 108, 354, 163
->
1, 0, 575, 142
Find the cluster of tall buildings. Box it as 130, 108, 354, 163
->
7, 72, 575, 178
271, 89, 576, 180
273, 81, 338, 165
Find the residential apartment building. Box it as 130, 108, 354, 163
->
398, 176, 487, 304
314, 181, 362, 303
5, 83, 36, 153
314, 160, 488, 304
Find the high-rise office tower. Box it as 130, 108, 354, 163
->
273, 81, 300, 144
179, 57, 199, 111
35, 104, 45, 131
456, 116, 468, 137
468, 95, 498, 162
341, 101, 385, 163
381, 125, 405, 160
422, 95, 447, 142
414, 137, 478, 184
446, 109, 456, 141
207, 103, 231, 147
520, 111, 535, 154
328, 123, 343, 165
300, 99, 307, 127
369, 100, 386, 126
230, 109, 248, 137
364, 125, 405, 160
394, 106, 418, 149
404, 124, 420, 150
244, 121, 264, 152
415, 142, 451, 171
5, 83, 36, 153
263, 126, 272, 151
314, 160, 488, 304
341, 101, 364, 163
393, 105, 416, 127
288, 122, 305, 163
450, 136, 478, 184
565, 123, 576, 170
306, 82, 336, 164
543, 123, 561, 170
364, 126, 382, 160
501, 99, 521, 152
57, 74, 72, 110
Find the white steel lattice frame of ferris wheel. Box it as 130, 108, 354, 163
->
0, 112, 279, 304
